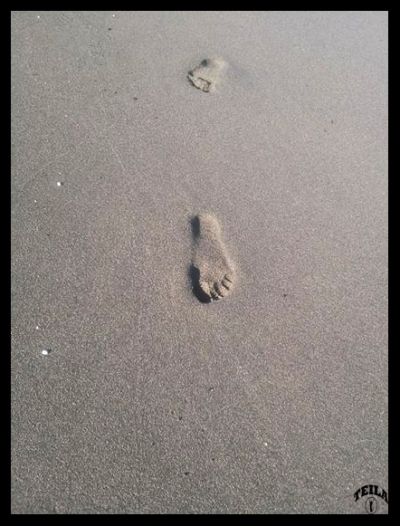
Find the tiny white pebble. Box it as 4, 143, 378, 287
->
112, 14, 116, 17
41, 349, 51, 355
37, 15, 40, 19
34, 200, 37, 203
36, 325, 40, 330
264, 442, 268, 446
57, 181, 62, 187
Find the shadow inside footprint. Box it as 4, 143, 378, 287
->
189, 264, 212, 304
189, 216, 211, 303
190, 215, 201, 238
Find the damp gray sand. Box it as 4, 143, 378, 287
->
191, 213, 236, 301
187, 57, 227, 93
12, 11, 387, 515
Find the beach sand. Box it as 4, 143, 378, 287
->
11, 11, 388, 513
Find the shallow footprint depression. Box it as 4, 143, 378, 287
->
191, 213, 236, 302
187, 57, 228, 93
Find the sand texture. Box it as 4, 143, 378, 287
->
12, 11, 388, 514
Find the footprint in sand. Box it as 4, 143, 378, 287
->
190, 213, 236, 302
187, 57, 227, 93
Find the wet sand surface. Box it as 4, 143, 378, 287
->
11, 11, 388, 513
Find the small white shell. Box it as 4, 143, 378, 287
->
41, 349, 51, 355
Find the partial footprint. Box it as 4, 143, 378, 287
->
187, 57, 227, 93
190, 213, 236, 302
